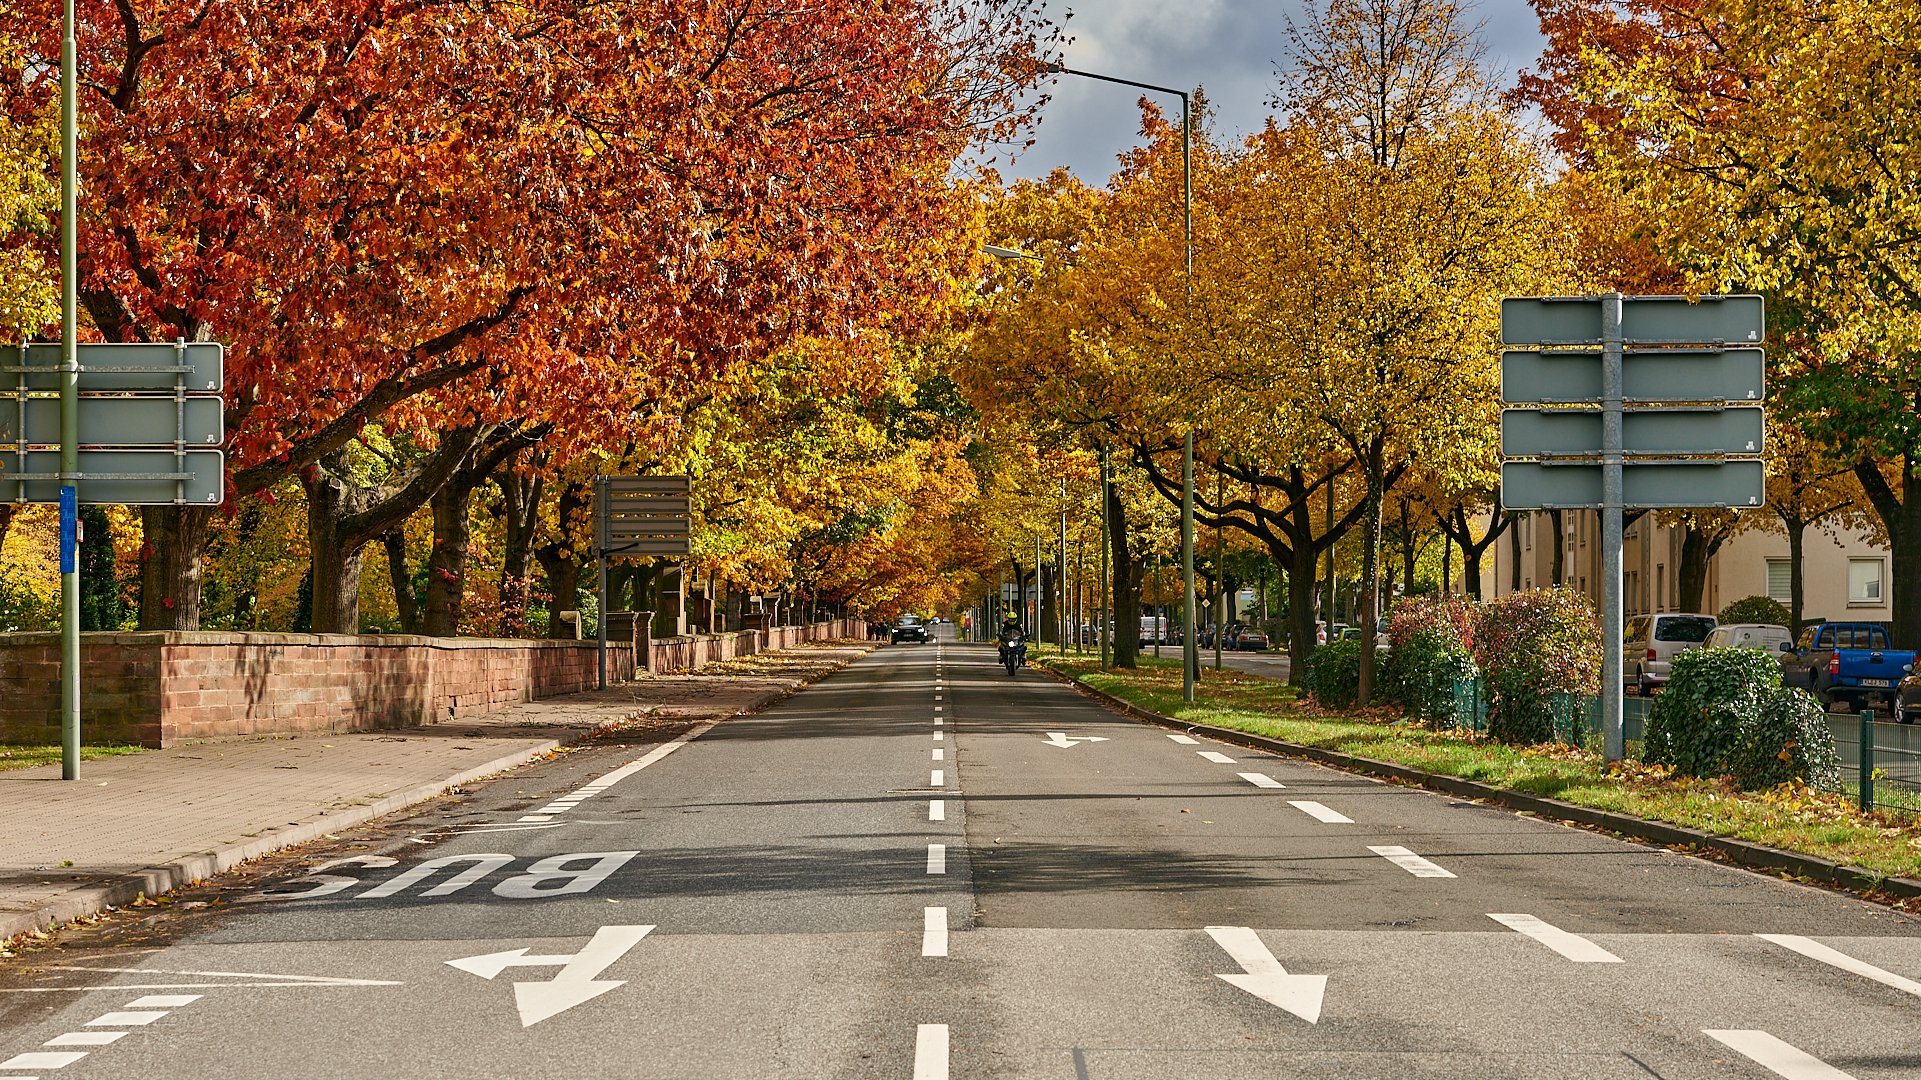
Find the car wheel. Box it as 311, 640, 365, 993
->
1897, 695, 1913, 725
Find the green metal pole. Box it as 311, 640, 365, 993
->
1099, 447, 1110, 671
1859, 710, 1875, 813
1182, 432, 1196, 702
59, 0, 81, 781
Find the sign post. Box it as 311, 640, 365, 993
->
594, 476, 693, 688
1501, 294, 1766, 761
58, 0, 79, 780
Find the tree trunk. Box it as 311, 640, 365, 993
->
137, 504, 216, 629
498, 474, 542, 637
422, 477, 474, 637
1510, 512, 1524, 592
1889, 458, 1921, 649
303, 455, 366, 635
1678, 521, 1714, 614
0, 503, 12, 554
537, 483, 591, 637
1357, 440, 1384, 706
1550, 512, 1565, 585
1287, 542, 1319, 688
382, 531, 420, 634
1106, 477, 1141, 668
1786, 518, 1807, 639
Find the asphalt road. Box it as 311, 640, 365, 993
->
2, 628, 1918, 1079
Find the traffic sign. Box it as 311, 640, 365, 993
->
6, 341, 224, 392
1501, 407, 1764, 458
1500, 296, 1766, 348
1501, 347, 1765, 405
1, 448, 225, 504
601, 475, 691, 496
605, 517, 694, 538
1501, 460, 1765, 510
1, 396, 224, 446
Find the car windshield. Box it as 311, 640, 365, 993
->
898, 616, 921, 625
1655, 617, 1715, 643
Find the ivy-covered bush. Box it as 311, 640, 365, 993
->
1382, 594, 1480, 724
1386, 593, 1478, 653
1303, 638, 1362, 709
1718, 594, 1791, 628
1645, 647, 1840, 789
1472, 588, 1602, 744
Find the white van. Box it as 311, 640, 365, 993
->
1703, 623, 1792, 654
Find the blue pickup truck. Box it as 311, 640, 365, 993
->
1778, 622, 1918, 714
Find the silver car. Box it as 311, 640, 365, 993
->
1623, 613, 1718, 696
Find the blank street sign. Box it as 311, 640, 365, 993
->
0, 396, 224, 447
7, 342, 224, 393
1, 448, 225, 505
606, 517, 693, 538
1502, 407, 1765, 458
1501, 460, 1765, 510
603, 495, 691, 516
605, 536, 693, 556
1501, 348, 1765, 404
1500, 296, 1765, 347
601, 475, 690, 495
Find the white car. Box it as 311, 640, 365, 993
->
1703, 623, 1792, 654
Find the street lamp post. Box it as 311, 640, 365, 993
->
1040, 61, 1195, 700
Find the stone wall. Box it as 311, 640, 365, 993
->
639, 618, 865, 672
0, 632, 630, 748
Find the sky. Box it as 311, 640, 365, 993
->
984, 0, 1552, 185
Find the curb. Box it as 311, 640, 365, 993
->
3, 639, 882, 946
1037, 663, 1921, 904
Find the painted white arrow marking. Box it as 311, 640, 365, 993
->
1204, 926, 1326, 1023
446, 925, 653, 1027
1042, 732, 1111, 748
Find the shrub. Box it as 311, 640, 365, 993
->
1719, 594, 1791, 628
1380, 628, 1478, 725
1303, 638, 1361, 709
1472, 588, 1602, 745
1387, 592, 1477, 653
1646, 647, 1840, 789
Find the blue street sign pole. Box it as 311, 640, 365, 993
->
59, 0, 81, 780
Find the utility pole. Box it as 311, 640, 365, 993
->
1182, 432, 1197, 700
58, 0, 81, 780
1099, 447, 1111, 670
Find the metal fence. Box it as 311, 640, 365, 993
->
1445, 677, 1914, 816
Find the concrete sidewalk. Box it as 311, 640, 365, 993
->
0, 640, 877, 943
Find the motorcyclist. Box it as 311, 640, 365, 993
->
997, 611, 1028, 667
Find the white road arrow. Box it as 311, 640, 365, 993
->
1042, 732, 1110, 748
447, 924, 654, 1027
1205, 926, 1326, 1024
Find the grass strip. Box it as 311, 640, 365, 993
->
0, 744, 146, 774
1041, 653, 1921, 883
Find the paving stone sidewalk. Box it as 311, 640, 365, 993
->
0, 640, 877, 943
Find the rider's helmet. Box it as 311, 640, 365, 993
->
1003, 611, 1019, 624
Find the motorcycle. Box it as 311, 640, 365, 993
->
999, 633, 1026, 676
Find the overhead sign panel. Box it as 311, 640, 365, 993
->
1501, 460, 1765, 511
602, 475, 691, 496
2, 449, 226, 505
1502, 407, 1765, 458
1, 396, 224, 447
605, 517, 693, 538
1500, 296, 1765, 347
605, 537, 694, 556
604, 496, 691, 517
7, 342, 225, 393
1501, 348, 1765, 405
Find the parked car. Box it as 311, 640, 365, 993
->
1779, 622, 1917, 713
1233, 628, 1269, 652
891, 616, 930, 644
1623, 613, 1718, 696
1897, 673, 1919, 725
1703, 623, 1792, 653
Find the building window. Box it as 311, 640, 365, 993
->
1766, 559, 1792, 604
1849, 559, 1884, 604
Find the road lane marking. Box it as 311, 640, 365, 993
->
932, 748, 944, 761
1197, 751, 1237, 764
446, 924, 654, 1027
516, 816, 556, 823
1368, 846, 1456, 878
934, 706, 943, 712
929, 800, 945, 822
1204, 926, 1327, 1023
1703, 1030, 1857, 1080
1287, 801, 1354, 824
923, 907, 948, 957
1488, 914, 1622, 963
1237, 772, 1285, 789
913, 1024, 949, 1080
0, 1051, 86, 1069
123, 996, 199, 1008
934, 716, 943, 726
935, 695, 942, 701
933, 731, 944, 741
84, 1013, 166, 1026
43, 1033, 123, 1047
1043, 733, 1110, 748
1758, 935, 1921, 998
927, 844, 947, 874
1167, 734, 1200, 744
931, 769, 945, 787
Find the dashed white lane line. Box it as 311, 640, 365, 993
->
933, 748, 945, 761
84, 1013, 166, 1026
1237, 772, 1285, 789
1488, 914, 1622, 963
930, 799, 945, 822
931, 769, 945, 787
124, 996, 199, 1008
934, 716, 944, 727
933, 732, 944, 741
1758, 934, 1921, 998
1287, 800, 1354, 824
1369, 846, 1456, 878
0, 1050, 83, 1069
1197, 751, 1237, 764
913, 1024, 950, 1080
43, 1033, 124, 1047
922, 907, 949, 957
1167, 734, 1200, 745
927, 844, 947, 874
1703, 1030, 1857, 1080
517, 720, 718, 822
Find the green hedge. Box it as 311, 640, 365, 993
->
1645, 647, 1839, 789
1304, 639, 1362, 709
1473, 588, 1602, 745
1718, 594, 1791, 628
1380, 629, 1477, 725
